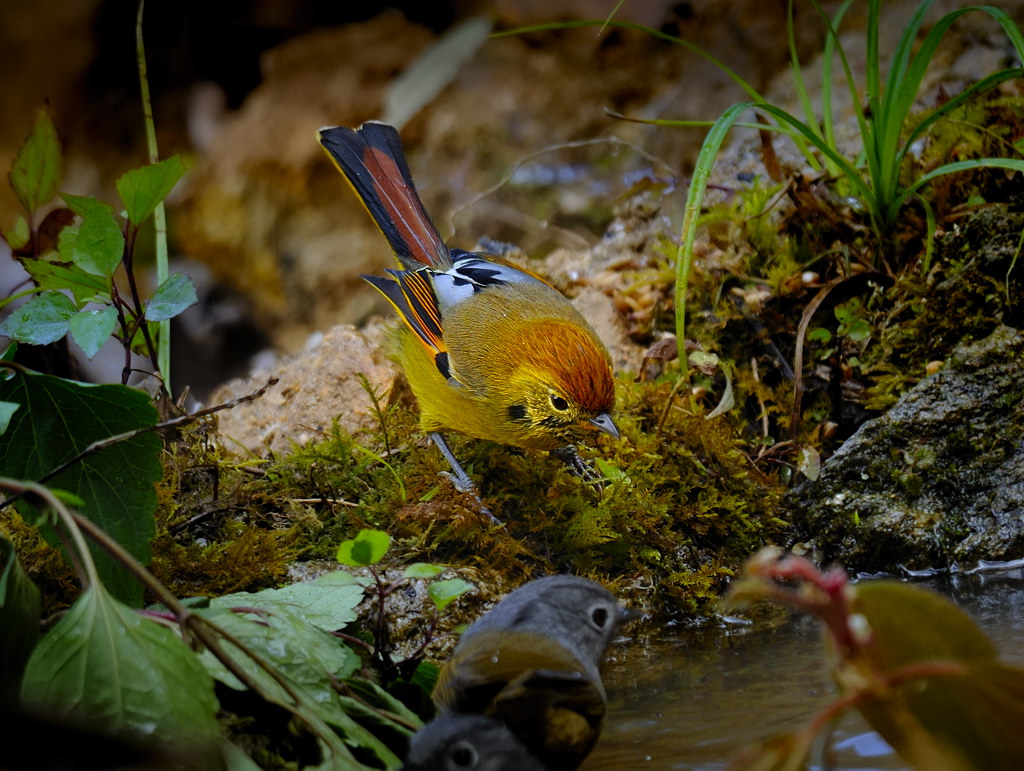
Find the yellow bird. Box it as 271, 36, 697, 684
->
318, 122, 618, 500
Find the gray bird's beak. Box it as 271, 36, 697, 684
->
589, 413, 620, 440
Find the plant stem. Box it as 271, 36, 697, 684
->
0, 479, 101, 589
136, 0, 172, 395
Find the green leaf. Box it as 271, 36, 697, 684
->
22, 259, 110, 306
197, 605, 399, 767
116, 155, 187, 227
58, 195, 124, 278
0, 290, 76, 345
211, 571, 364, 632
200, 605, 360, 692
20, 583, 220, 746
0, 402, 19, 435
840, 580, 1024, 770
336, 529, 390, 567
334, 677, 420, 738
850, 581, 997, 671
807, 327, 833, 344
0, 372, 160, 605
9, 108, 61, 215
68, 307, 118, 360
0, 535, 41, 703
144, 272, 197, 321
5, 215, 30, 250
427, 578, 474, 611
404, 562, 446, 580
797, 445, 821, 482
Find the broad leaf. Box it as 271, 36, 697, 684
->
404, 562, 446, 580
427, 578, 473, 611
0, 535, 41, 703
69, 307, 118, 359
0, 371, 160, 605
144, 272, 197, 321
59, 195, 124, 278
840, 581, 1024, 770
198, 605, 399, 766
211, 571, 363, 632
0, 290, 76, 345
5, 215, 30, 250
117, 155, 187, 227
336, 529, 390, 567
9, 108, 61, 215
0, 402, 19, 435
21, 259, 110, 306
20, 582, 220, 747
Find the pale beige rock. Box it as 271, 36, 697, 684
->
211, 322, 396, 457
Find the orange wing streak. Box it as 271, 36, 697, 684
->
401, 271, 446, 352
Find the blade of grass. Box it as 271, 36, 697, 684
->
894, 157, 1024, 213
819, 0, 857, 165
135, 0, 171, 394
676, 102, 753, 367
787, 0, 823, 147
896, 67, 1024, 174
807, 0, 877, 217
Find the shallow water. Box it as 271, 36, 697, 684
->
585, 568, 1024, 770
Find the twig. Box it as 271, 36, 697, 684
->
0, 374, 278, 511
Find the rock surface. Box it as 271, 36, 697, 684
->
785, 325, 1024, 573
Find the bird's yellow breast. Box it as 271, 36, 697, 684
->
389, 282, 614, 450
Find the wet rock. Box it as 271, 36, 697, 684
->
785, 325, 1024, 573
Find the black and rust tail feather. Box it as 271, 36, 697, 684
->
318, 121, 450, 269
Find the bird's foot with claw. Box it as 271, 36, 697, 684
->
439, 471, 501, 525
429, 433, 502, 525
552, 445, 604, 490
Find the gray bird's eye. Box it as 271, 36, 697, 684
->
449, 741, 478, 769
591, 606, 609, 629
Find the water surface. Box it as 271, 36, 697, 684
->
586, 568, 1024, 770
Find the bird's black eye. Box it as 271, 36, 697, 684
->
550, 394, 570, 411
449, 742, 478, 768
591, 606, 609, 628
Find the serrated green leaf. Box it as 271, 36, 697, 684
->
212, 571, 364, 632
9, 108, 61, 215
62, 193, 101, 218
20, 583, 220, 746
144, 272, 197, 321
197, 605, 398, 766
58, 195, 124, 278
69, 307, 118, 359
0, 291, 76, 345
117, 155, 187, 227
0, 535, 41, 703
334, 677, 420, 738
5, 215, 30, 250
0, 402, 19, 435
336, 529, 390, 567
427, 578, 474, 611
22, 259, 110, 306
200, 605, 360, 692
404, 562, 446, 580
0, 372, 160, 605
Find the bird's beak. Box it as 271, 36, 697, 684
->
588, 412, 620, 440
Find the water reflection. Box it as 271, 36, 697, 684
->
585, 570, 1024, 770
